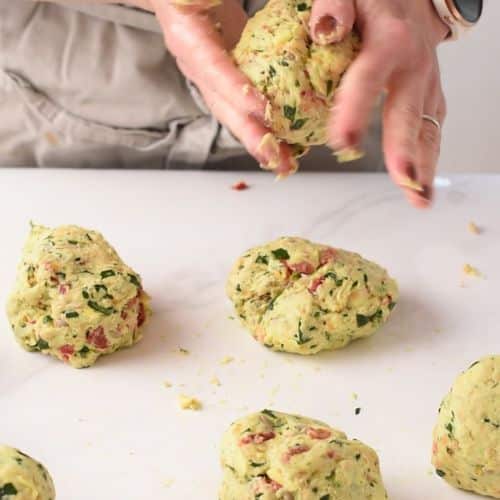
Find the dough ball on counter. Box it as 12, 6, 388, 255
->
6, 224, 151, 368
233, 0, 359, 156
0, 445, 55, 500
219, 410, 387, 500
432, 355, 500, 498
226, 237, 398, 355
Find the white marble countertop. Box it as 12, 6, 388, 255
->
0, 169, 498, 499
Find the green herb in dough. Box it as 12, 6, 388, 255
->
432, 355, 500, 498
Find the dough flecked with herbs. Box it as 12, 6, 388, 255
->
219, 410, 388, 499
227, 237, 398, 355
7, 224, 151, 368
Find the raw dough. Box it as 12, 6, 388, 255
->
7, 224, 151, 368
432, 355, 500, 498
0, 445, 55, 500
226, 237, 398, 355
233, 0, 359, 155
219, 410, 387, 499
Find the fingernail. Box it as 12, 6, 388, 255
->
420, 185, 433, 202
314, 15, 340, 45
257, 133, 281, 171
329, 130, 360, 152
406, 163, 417, 182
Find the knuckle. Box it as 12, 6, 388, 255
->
384, 19, 414, 52
421, 124, 441, 153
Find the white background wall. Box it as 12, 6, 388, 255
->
438, 0, 500, 171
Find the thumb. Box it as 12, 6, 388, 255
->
309, 0, 356, 45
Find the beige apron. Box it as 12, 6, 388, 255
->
0, 0, 384, 170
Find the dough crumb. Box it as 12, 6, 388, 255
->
232, 181, 249, 191
468, 221, 481, 234
352, 392, 358, 400
210, 376, 221, 386
398, 176, 424, 192
220, 356, 234, 365
177, 347, 190, 355
463, 264, 481, 278
163, 381, 172, 388
178, 394, 202, 411
163, 479, 174, 488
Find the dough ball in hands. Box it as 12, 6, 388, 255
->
6, 224, 151, 368
0, 445, 55, 500
226, 237, 398, 355
432, 355, 500, 498
233, 0, 360, 156
219, 410, 388, 500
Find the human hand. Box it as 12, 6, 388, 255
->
147, 0, 297, 174
310, 0, 450, 208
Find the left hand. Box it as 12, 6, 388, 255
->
310, 0, 449, 208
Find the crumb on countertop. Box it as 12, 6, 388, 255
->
220, 356, 234, 365
468, 221, 481, 235
463, 263, 482, 277
352, 393, 358, 400
178, 347, 190, 355
210, 376, 221, 386
178, 394, 202, 411
232, 181, 249, 191
163, 381, 172, 388
163, 479, 174, 488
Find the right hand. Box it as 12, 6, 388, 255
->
123, 0, 296, 174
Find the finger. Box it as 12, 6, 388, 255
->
409, 84, 446, 209
328, 44, 396, 152
382, 71, 427, 199
309, 0, 356, 44
190, 75, 297, 175
152, 0, 269, 123
169, 0, 221, 13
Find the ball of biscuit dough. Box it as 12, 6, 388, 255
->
219, 410, 388, 499
7, 224, 151, 368
233, 0, 359, 155
0, 445, 55, 500
227, 237, 398, 355
432, 355, 500, 498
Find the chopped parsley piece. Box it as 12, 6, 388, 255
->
326, 79, 333, 95
355, 407, 361, 415
324, 272, 343, 287
82, 290, 90, 299
268, 65, 276, 78
445, 423, 453, 434
236, 284, 242, 292
436, 469, 446, 477
363, 273, 368, 284
356, 309, 383, 327
255, 255, 269, 265
320, 495, 330, 500
128, 274, 141, 287
271, 248, 290, 260
67, 240, 78, 245
56, 271, 66, 279
294, 320, 312, 345
388, 301, 396, 310
249, 461, 265, 467
43, 315, 53, 324
296, 2, 308, 10
283, 105, 296, 122
100, 269, 116, 279
87, 301, 114, 315
65, 311, 79, 319
34, 338, 49, 351
261, 409, 277, 419
355, 453, 361, 461
469, 360, 480, 369
0, 483, 18, 496
291, 118, 308, 130
79, 346, 90, 357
